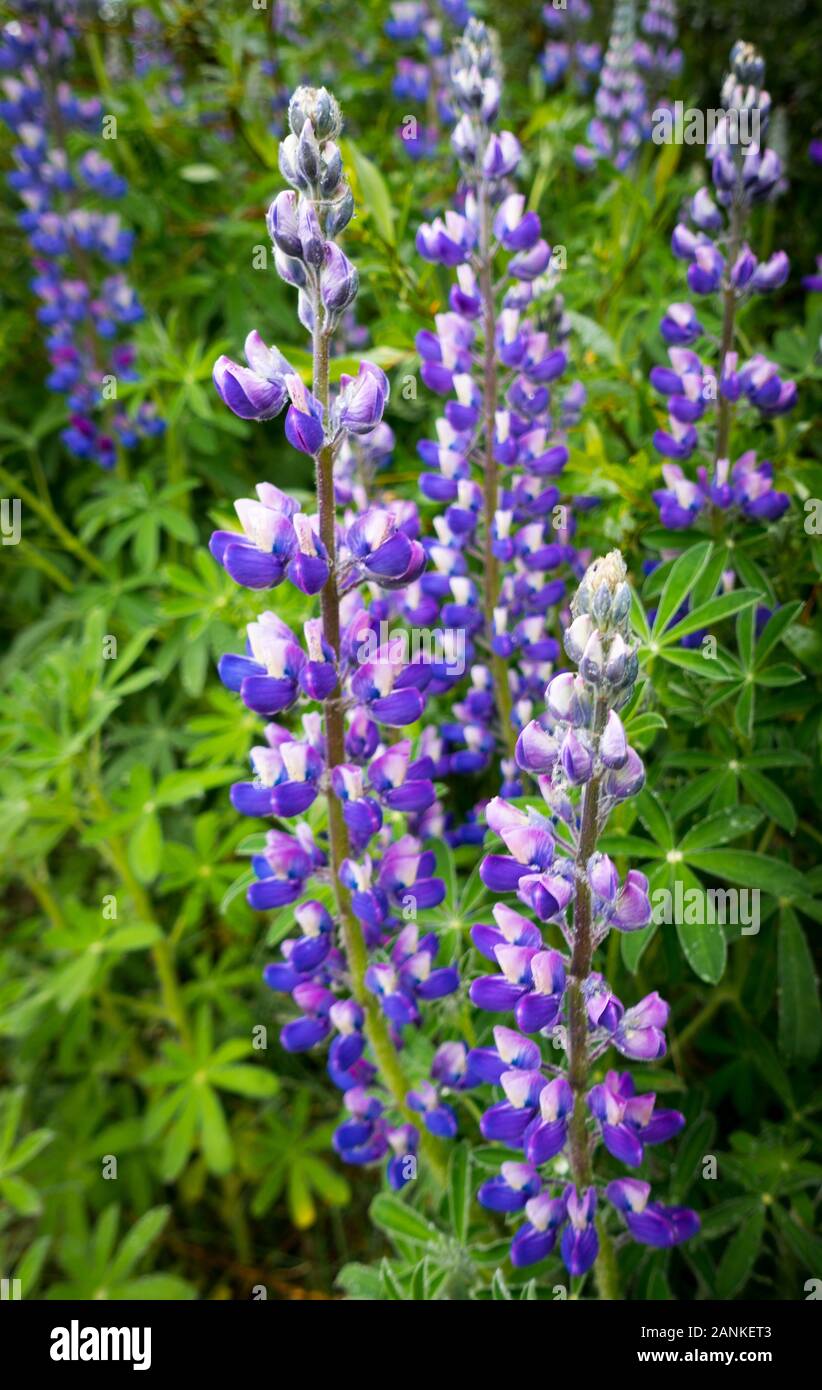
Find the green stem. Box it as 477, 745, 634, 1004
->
477, 182, 516, 762
89, 788, 192, 1049
311, 299, 446, 1186
0, 464, 106, 577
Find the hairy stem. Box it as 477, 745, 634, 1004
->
567, 700, 620, 1299
477, 183, 515, 762
311, 304, 446, 1184
714, 202, 742, 467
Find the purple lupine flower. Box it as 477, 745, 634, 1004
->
468, 553, 699, 1278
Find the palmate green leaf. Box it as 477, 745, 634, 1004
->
715, 1206, 766, 1298
778, 909, 822, 1061
662, 588, 760, 646
684, 850, 804, 897
651, 541, 713, 639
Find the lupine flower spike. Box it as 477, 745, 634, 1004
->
651, 42, 793, 532
415, 18, 587, 799
468, 552, 699, 1286
0, 1, 162, 467
211, 84, 456, 1187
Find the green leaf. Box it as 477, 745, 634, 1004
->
660, 646, 737, 680
564, 310, 619, 365
129, 813, 163, 884
738, 768, 796, 834
771, 1203, 822, 1270
379, 1258, 405, 1300
778, 909, 822, 1061
344, 140, 395, 245
14, 1235, 51, 1295
336, 1263, 383, 1300
673, 864, 727, 983
447, 1141, 472, 1245
672, 1113, 717, 1200
209, 1064, 278, 1098
104, 925, 162, 952
651, 541, 713, 639
634, 788, 674, 850
663, 588, 759, 645
160, 1095, 197, 1182
109, 1206, 170, 1282
197, 1086, 233, 1175
734, 680, 755, 738
754, 602, 803, 667
698, 1197, 758, 1242
370, 1194, 441, 1247
679, 806, 762, 854
684, 850, 804, 898
0, 1174, 41, 1215
715, 1206, 765, 1298
114, 1275, 195, 1300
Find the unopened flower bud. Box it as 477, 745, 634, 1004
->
564, 613, 593, 663
579, 631, 604, 685
297, 121, 320, 185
